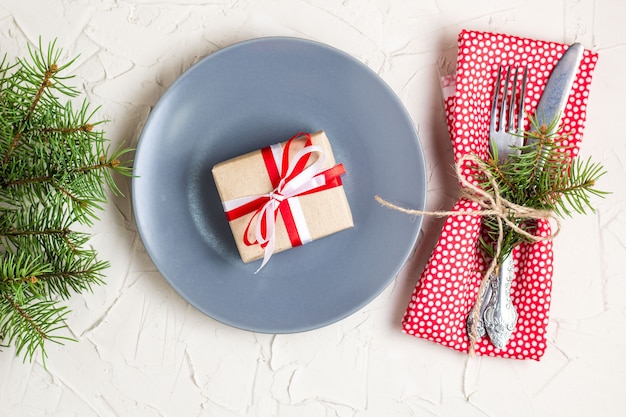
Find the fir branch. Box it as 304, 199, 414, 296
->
36, 253, 108, 299
0, 156, 123, 225
0, 157, 115, 188
0, 252, 52, 288
0, 203, 83, 258
546, 156, 608, 217
477, 113, 608, 261
0, 293, 73, 363
0, 39, 132, 362
2, 42, 61, 165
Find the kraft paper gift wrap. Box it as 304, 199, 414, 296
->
212, 131, 353, 266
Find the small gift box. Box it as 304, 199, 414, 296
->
212, 131, 353, 270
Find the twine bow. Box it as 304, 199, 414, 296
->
375, 153, 561, 354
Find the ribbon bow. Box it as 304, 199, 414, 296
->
222, 133, 346, 272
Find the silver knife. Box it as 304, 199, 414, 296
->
530, 42, 584, 139
479, 42, 584, 349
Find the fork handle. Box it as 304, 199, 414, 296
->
483, 252, 518, 349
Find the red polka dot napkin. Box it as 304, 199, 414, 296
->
402, 30, 598, 360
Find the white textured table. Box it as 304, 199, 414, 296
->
1, 1, 624, 416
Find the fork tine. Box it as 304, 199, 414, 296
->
490, 65, 502, 134
507, 67, 519, 132
517, 65, 528, 132
497, 66, 511, 132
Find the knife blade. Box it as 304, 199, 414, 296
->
529, 42, 584, 140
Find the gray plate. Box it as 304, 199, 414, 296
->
132, 37, 426, 333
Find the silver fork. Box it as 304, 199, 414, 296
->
466, 65, 528, 349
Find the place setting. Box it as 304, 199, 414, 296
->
132, 30, 604, 360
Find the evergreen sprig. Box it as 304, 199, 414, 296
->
477, 114, 607, 262
0, 39, 132, 363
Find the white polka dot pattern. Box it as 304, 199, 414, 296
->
402, 30, 598, 360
